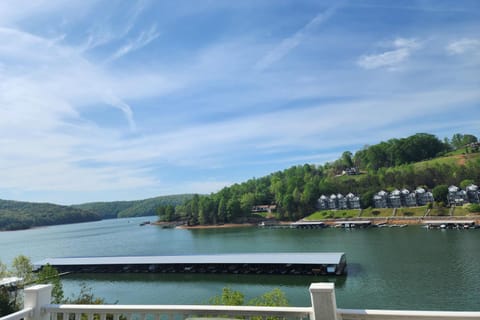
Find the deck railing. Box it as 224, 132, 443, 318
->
2, 283, 479, 320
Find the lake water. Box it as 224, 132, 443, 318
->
1, 217, 479, 310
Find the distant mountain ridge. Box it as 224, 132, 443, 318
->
72, 194, 195, 219
0, 194, 195, 231
0, 199, 100, 231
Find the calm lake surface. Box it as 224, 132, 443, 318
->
1, 216, 479, 310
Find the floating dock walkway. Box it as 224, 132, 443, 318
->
35, 253, 347, 276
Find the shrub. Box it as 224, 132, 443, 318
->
371, 210, 380, 216
403, 211, 414, 216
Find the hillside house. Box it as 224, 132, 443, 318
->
337, 194, 348, 209
317, 195, 329, 210
342, 167, 358, 175
346, 193, 361, 209
251, 205, 277, 213
389, 189, 402, 208
373, 190, 388, 208
401, 189, 417, 207
447, 185, 468, 206
329, 194, 338, 210
466, 184, 479, 203
415, 187, 434, 205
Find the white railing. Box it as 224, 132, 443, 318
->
2, 283, 480, 320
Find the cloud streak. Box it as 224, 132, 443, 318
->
108, 24, 160, 62
255, 4, 340, 71
446, 38, 480, 55
357, 38, 420, 70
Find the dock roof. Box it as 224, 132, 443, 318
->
35, 252, 345, 268
334, 220, 371, 224
422, 220, 475, 225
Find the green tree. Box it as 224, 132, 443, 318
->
341, 151, 354, 168
217, 197, 227, 223
0, 261, 7, 278
460, 179, 475, 190
164, 205, 176, 222
36, 265, 64, 303
11, 255, 33, 284
248, 288, 289, 307
209, 287, 244, 306
240, 193, 256, 215
432, 184, 449, 204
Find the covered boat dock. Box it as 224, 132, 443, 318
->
423, 220, 476, 229
35, 252, 347, 276
334, 220, 372, 228
290, 221, 326, 229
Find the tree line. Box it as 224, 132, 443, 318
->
157, 133, 480, 224
0, 200, 100, 231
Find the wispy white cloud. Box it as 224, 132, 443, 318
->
446, 38, 480, 55
357, 38, 420, 70
255, 4, 340, 71
108, 24, 160, 62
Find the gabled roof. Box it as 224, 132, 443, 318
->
466, 184, 478, 191
391, 189, 401, 196
448, 185, 459, 192
415, 187, 426, 193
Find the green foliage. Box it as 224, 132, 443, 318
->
209, 287, 244, 306
248, 288, 289, 307
0, 200, 100, 231
468, 203, 480, 213
210, 287, 288, 308
460, 179, 475, 190
372, 210, 380, 216
0, 261, 7, 278
73, 194, 194, 219
36, 264, 64, 303
11, 255, 33, 284
432, 185, 449, 204
0, 288, 17, 317
65, 283, 106, 304
451, 133, 478, 149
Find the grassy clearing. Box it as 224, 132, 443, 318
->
414, 152, 480, 170
305, 209, 360, 220
396, 206, 427, 217
360, 207, 393, 217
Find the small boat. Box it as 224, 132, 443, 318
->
139, 221, 151, 226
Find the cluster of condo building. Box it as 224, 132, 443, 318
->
373, 187, 434, 208
447, 184, 479, 206
315, 184, 480, 210
316, 193, 361, 210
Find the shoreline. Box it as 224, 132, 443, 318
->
175, 223, 256, 229
153, 216, 480, 229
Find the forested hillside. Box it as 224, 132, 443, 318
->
159, 133, 480, 225
0, 199, 100, 231
73, 194, 194, 219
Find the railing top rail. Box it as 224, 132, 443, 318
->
0, 307, 33, 320
45, 304, 312, 316
339, 308, 480, 319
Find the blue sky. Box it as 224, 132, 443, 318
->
0, 0, 479, 204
